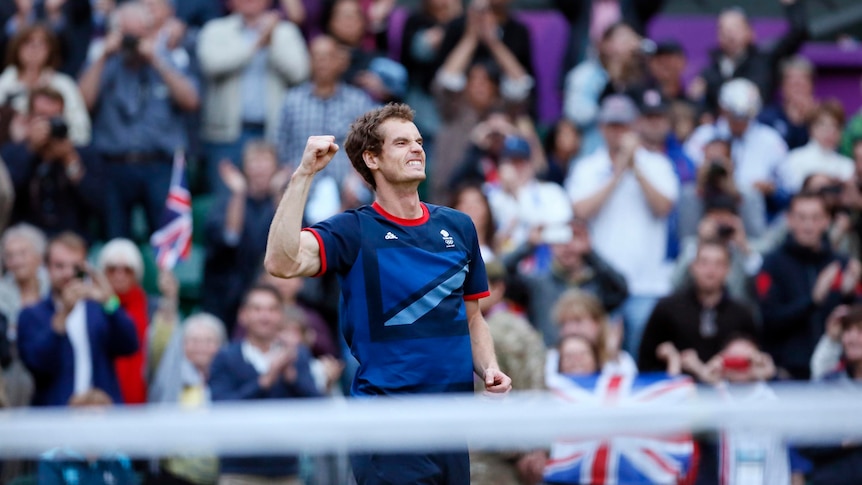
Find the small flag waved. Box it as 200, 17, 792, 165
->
150, 151, 192, 270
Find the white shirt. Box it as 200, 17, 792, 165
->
487, 179, 573, 254
684, 119, 789, 191
65, 301, 92, 395
566, 147, 679, 296
781, 141, 855, 191
241, 341, 278, 375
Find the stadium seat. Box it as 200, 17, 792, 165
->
191, 194, 213, 246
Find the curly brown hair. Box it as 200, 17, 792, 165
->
343, 103, 415, 190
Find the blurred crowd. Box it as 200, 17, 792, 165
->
1, 0, 862, 483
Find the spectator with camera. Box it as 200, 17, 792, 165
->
17, 232, 139, 406
198, 0, 309, 193
209, 284, 319, 483
756, 192, 862, 380
639, 239, 759, 374
78, 1, 199, 240
2, 86, 103, 239
781, 100, 854, 193
685, 79, 789, 216
566, 94, 679, 360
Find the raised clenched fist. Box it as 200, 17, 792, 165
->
298, 135, 339, 176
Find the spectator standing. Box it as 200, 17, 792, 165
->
201, 141, 284, 335
275, 35, 376, 221
209, 284, 319, 484
566, 95, 679, 359
638, 240, 759, 373
782, 100, 854, 192
540, 118, 581, 186
96, 239, 149, 405
17, 232, 139, 406
757, 193, 860, 380
0, 223, 49, 331
758, 56, 818, 150
646, 40, 689, 103
2, 87, 103, 239
694, 0, 808, 116
0, 24, 91, 145
198, 0, 309, 193
79, 1, 199, 239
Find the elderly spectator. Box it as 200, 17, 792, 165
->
17, 232, 139, 406
209, 284, 319, 483
566, 95, 679, 359
504, 218, 629, 347
2, 86, 103, 238
545, 289, 634, 381
400, 0, 463, 140
201, 141, 284, 334
0, 24, 91, 145
757, 193, 860, 380
693, 0, 808, 116
324, 0, 407, 103
198, 0, 309, 193
275, 34, 376, 220
563, 22, 646, 156
149, 310, 225, 484
639, 239, 759, 374
78, 1, 199, 239
96, 238, 149, 405
470, 260, 546, 485
758, 56, 818, 150
685, 78, 789, 213
4, 0, 93, 77
781, 100, 854, 192
0, 223, 49, 329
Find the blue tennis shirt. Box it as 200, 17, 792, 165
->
305, 201, 489, 396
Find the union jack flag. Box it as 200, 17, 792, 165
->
544, 372, 697, 485
150, 151, 192, 270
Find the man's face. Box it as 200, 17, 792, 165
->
465, 65, 499, 113
239, 290, 284, 343
243, 150, 278, 196
310, 37, 349, 85
811, 114, 842, 152
782, 67, 813, 101
184, 324, 222, 371
600, 123, 631, 153
46, 243, 85, 294
230, 0, 268, 18
690, 245, 730, 294
2, 235, 41, 282
648, 53, 686, 84
636, 113, 670, 146
328, 0, 365, 46
787, 198, 831, 249
726, 115, 750, 138
367, 119, 426, 187
717, 11, 752, 59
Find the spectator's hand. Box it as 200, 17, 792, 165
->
57, 278, 88, 315
476, 7, 500, 46
751, 351, 776, 381
686, 76, 707, 101
157, 269, 179, 304
354, 71, 389, 101
83, 264, 115, 304
219, 160, 247, 195
102, 30, 123, 57
753, 181, 776, 196
27, 117, 51, 153
728, 214, 751, 252
614, 132, 639, 172
516, 450, 548, 485
422, 26, 445, 51
45, 138, 77, 165
256, 11, 280, 48
163, 18, 187, 50
483, 367, 512, 395
137, 36, 157, 64
825, 304, 848, 341
318, 354, 344, 391
368, 0, 396, 33
656, 342, 680, 371
464, 0, 485, 41
841, 258, 862, 296
812, 261, 841, 304
698, 354, 723, 384
298, 136, 339, 176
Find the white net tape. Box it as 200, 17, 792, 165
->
0, 384, 860, 458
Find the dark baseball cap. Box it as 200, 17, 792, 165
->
639, 89, 669, 116
653, 39, 685, 56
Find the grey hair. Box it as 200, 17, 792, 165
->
781, 55, 815, 78
109, 1, 154, 32
1, 223, 48, 258
97, 238, 144, 282
183, 313, 227, 345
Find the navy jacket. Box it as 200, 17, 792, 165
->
757, 236, 854, 379
209, 341, 320, 477
17, 299, 139, 406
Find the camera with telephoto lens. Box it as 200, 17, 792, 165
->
705, 160, 729, 187
716, 223, 736, 240
49, 117, 68, 139
121, 34, 139, 55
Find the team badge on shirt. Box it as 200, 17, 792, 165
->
440, 230, 455, 248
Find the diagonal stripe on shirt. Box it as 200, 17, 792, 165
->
383, 264, 468, 326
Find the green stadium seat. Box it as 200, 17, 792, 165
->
192, 195, 213, 246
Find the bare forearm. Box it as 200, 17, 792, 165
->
634, 169, 673, 217
153, 59, 199, 111
79, 56, 107, 111
573, 176, 620, 220
440, 35, 477, 76
264, 169, 317, 278
280, 0, 306, 25
224, 192, 246, 238
469, 314, 499, 379
487, 40, 528, 80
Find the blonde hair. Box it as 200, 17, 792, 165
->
1, 223, 47, 258
98, 238, 144, 282
552, 289, 609, 366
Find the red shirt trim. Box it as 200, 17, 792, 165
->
372, 201, 430, 226
464, 290, 491, 301
302, 228, 327, 277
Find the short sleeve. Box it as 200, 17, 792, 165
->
304, 211, 362, 277
462, 216, 489, 300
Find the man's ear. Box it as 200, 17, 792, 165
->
362, 150, 378, 171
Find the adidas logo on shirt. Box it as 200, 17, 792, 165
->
384, 232, 398, 240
